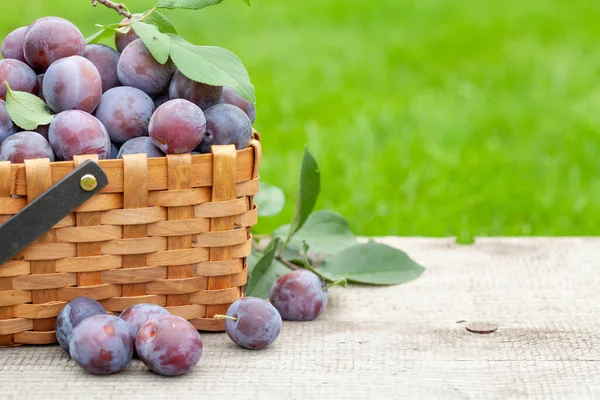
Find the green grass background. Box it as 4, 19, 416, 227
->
3, 0, 600, 241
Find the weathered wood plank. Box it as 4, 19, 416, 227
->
1, 237, 600, 399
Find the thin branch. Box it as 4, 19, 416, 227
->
251, 241, 300, 271
275, 254, 300, 271
92, 0, 133, 19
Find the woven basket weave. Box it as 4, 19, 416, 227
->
0, 139, 262, 347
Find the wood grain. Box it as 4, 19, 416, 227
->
2, 237, 600, 399
205, 145, 237, 319
8, 148, 256, 195
165, 154, 193, 307
121, 154, 149, 298
0, 161, 14, 346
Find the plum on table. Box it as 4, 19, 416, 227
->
136, 314, 203, 376
215, 297, 282, 350
270, 269, 328, 321
55, 297, 107, 355
70, 314, 134, 375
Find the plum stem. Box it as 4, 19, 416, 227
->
213, 314, 238, 322
91, 0, 133, 19
323, 278, 348, 290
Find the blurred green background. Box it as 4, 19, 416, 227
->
3, 0, 600, 241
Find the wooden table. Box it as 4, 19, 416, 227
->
1, 238, 599, 399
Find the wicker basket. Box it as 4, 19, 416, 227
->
0, 139, 262, 347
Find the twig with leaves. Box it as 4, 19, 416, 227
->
247, 148, 426, 298
91, 0, 133, 19
5, 0, 257, 131
5, 0, 426, 297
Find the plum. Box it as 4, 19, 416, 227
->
196, 104, 252, 153
269, 269, 328, 321
120, 303, 170, 358
117, 137, 165, 158
55, 296, 106, 355
0, 131, 55, 163
152, 91, 169, 109
218, 297, 282, 350
43, 55, 102, 113
69, 314, 134, 375
168, 70, 222, 110
95, 86, 154, 144
23, 17, 85, 72
149, 99, 205, 154
0, 59, 38, 100
35, 124, 49, 140
1, 26, 27, 63
35, 74, 45, 101
83, 44, 121, 92
109, 142, 120, 159
136, 314, 203, 376
220, 86, 256, 123
117, 39, 174, 96
115, 15, 141, 53
49, 110, 111, 160
0, 100, 17, 143
119, 304, 170, 338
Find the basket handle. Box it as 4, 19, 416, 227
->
0, 159, 108, 266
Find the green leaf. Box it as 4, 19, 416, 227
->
290, 148, 320, 234
255, 183, 285, 217
4, 84, 54, 130
168, 34, 255, 103
85, 29, 113, 45
157, 0, 251, 10
84, 23, 125, 44
245, 238, 285, 298
144, 11, 178, 34
246, 248, 261, 275
275, 210, 356, 255
131, 20, 170, 64
320, 242, 425, 285
298, 241, 337, 283
280, 148, 320, 253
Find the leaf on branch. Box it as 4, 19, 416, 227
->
280, 147, 320, 251
246, 238, 286, 299
144, 11, 178, 34
299, 241, 340, 283
131, 20, 171, 64
85, 23, 127, 44
255, 183, 285, 217
319, 242, 425, 285
168, 34, 255, 103
156, 0, 251, 10
4, 83, 54, 130
85, 29, 113, 45
275, 210, 356, 255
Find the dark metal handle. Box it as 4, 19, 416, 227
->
0, 160, 108, 266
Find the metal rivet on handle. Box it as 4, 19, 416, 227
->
80, 174, 98, 192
